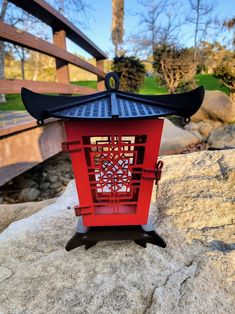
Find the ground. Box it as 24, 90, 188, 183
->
0, 150, 234, 314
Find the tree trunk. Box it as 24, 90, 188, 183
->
194, 0, 200, 60
0, 0, 8, 103
32, 52, 40, 81
114, 44, 118, 57
20, 48, 26, 80
112, 0, 124, 57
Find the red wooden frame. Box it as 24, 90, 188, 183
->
64, 119, 164, 227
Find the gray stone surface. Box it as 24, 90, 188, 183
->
0, 198, 57, 232
191, 90, 235, 123
0, 153, 73, 204
157, 149, 235, 245
185, 119, 222, 140
207, 124, 235, 149
0, 150, 234, 313
160, 118, 199, 155
18, 187, 41, 202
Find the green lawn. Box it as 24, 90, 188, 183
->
72, 80, 97, 89
195, 74, 230, 95
139, 76, 168, 95
1, 94, 25, 111
0, 75, 230, 111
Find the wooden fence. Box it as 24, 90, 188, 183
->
0, 0, 107, 95
0, 0, 107, 186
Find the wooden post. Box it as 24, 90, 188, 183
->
53, 29, 69, 84
96, 59, 105, 91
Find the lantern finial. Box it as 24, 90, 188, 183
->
105, 72, 120, 91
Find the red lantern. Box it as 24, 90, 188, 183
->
22, 72, 204, 250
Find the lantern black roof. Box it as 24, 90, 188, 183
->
21, 72, 204, 124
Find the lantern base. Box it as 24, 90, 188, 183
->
65, 226, 166, 251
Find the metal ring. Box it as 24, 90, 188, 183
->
37, 119, 44, 126
105, 72, 120, 91
156, 160, 164, 171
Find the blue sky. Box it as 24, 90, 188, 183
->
68, 0, 235, 58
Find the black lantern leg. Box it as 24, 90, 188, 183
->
65, 233, 87, 251
65, 226, 166, 251
134, 240, 147, 248
84, 241, 98, 250
143, 230, 166, 248
134, 231, 166, 248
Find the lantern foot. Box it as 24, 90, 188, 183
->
85, 241, 98, 250
65, 232, 86, 251
134, 240, 147, 248
65, 226, 166, 251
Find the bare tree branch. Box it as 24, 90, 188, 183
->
186, 0, 217, 59
125, 0, 186, 60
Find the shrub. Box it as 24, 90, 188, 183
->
214, 63, 235, 87
196, 63, 207, 74
112, 55, 145, 92
214, 61, 235, 102
153, 45, 196, 94
177, 79, 197, 93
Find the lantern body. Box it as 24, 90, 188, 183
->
21, 72, 204, 249
64, 119, 163, 227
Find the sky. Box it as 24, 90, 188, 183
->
67, 0, 234, 59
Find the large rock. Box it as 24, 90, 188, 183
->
0, 150, 234, 314
207, 124, 235, 149
157, 149, 235, 246
18, 187, 41, 202
0, 198, 57, 233
160, 118, 199, 155
191, 90, 235, 123
185, 119, 222, 140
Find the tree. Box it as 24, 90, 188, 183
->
47, 0, 91, 28
112, 55, 145, 92
153, 45, 196, 93
126, 0, 185, 60
187, 0, 217, 60
112, 0, 124, 56
198, 41, 233, 74
214, 59, 235, 102
224, 17, 235, 48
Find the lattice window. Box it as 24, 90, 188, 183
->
83, 135, 147, 214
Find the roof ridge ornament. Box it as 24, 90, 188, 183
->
105, 72, 120, 91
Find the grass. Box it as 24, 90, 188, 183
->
139, 76, 168, 95
0, 75, 231, 111
0, 81, 98, 111
1, 94, 25, 111
195, 74, 230, 95
72, 80, 97, 89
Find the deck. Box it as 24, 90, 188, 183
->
0, 112, 65, 186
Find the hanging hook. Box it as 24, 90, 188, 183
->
105, 72, 120, 91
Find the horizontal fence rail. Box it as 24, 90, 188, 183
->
0, 22, 105, 79
9, 0, 107, 60
0, 79, 97, 95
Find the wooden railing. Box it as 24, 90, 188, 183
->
0, 0, 107, 186
0, 0, 107, 95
